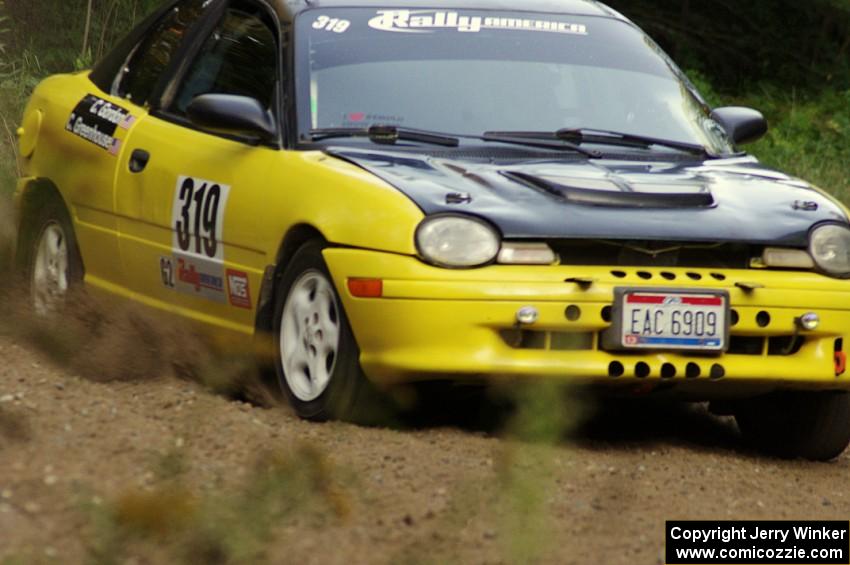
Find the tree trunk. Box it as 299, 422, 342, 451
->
81, 0, 94, 58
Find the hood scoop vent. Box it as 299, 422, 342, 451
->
503, 171, 715, 209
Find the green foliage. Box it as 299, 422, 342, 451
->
688, 74, 850, 203
745, 88, 850, 203
606, 0, 850, 91
4, 0, 161, 72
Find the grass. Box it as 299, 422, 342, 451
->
747, 88, 850, 204
83, 444, 354, 565
689, 70, 850, 204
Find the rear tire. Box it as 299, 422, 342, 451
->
18, 195, 84, 315
735, 391, 850, 461
273, 240, 391, 423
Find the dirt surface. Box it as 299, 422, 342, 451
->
1, 333, 850, 565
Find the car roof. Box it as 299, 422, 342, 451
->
270, 0, 626, 23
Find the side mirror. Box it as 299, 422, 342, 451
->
187, 94, 277, 142
710, 106, 768, 146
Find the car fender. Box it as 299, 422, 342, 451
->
255, 150, 425, 263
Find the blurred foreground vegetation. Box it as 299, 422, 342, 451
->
1, 0, 849, 201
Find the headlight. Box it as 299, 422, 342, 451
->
416, 215, 501, 268
809, 223, 850, 277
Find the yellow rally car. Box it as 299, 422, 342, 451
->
14, 0, 850, 459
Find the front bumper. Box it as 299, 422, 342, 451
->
324, 248, 850, 393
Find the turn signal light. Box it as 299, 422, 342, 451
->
348, 278, 383, 298
761, 247, 815, 269
498, 243, 557, 265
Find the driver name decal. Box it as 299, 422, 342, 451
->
368, 10, 588, 35
65, 94, 134, 155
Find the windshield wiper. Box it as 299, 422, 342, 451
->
309, 125, 459, 147
557, 128, 711, 156
484, 128, 710, 156
481, 131, 602, 158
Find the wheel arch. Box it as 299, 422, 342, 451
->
255, 223, 328, 334
14, 178, 78, 271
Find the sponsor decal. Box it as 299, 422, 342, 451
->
169, 255, 227, 303
368, 10, 589, 35
160, 256, 176, 289
342, 112, 404, 126
226, 270, 252, 309
160, 255, 227, 304
177, 258, 224, 293
65, 95, 133, 154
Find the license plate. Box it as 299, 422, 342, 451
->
616, 288, 729, 352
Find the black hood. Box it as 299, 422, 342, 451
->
326, 147, 847, 246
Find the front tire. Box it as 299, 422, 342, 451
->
273, 240, 384, 422
735, 391, 850, 461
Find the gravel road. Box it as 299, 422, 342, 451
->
1, 334, 850, 565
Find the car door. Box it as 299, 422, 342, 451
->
52, 85, 140, 291
66, 0, 211, 297
114, 0, 280, 334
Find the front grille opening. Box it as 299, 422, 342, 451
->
768, 335, 805, 356
500, 330, 594, 351
552, 239, 757, 269
502, 330, 806, 357
552, 332, 594, 351
729, 336, 764, 355
499, 330, 547, 350
727, 335, 805, 356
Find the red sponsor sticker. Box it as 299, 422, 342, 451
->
226, 269, 252, 309
348, 112, 366, 122
177, 258, 224, 293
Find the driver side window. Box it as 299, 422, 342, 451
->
115, 0, 208, 106
171, 2, 279, 116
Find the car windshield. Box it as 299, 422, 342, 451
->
295, 8, 733, 154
